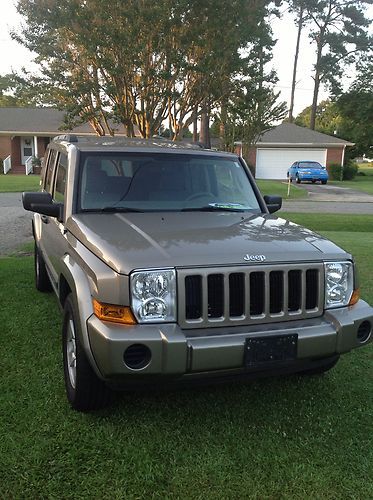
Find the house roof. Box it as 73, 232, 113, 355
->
256, 123, 354, 147
0, 107, 127, 136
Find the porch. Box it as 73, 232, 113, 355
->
1, 135, 50, 175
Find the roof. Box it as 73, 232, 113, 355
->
256, 123, 354, 147
52, 135, 236, 157
0, 107, 127, 135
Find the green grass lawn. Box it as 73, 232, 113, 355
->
0, 174, 41, 192
329, 167, 373, 195
256, 179, 307, 200
1, 214, 372, 498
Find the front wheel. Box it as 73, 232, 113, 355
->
296, 175, 301, 184
62, 294, 112, 411
321, 180, 327, 185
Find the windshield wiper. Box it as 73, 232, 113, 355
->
100, 206, 144, 213
181, 205, 247, 212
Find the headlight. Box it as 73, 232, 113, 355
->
130, 269, 176, 323
324, 261, 354, 309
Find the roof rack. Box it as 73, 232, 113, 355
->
53, 134, 79, 143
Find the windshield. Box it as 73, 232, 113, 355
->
298, 161, 323, 169
78, 153, 261, 213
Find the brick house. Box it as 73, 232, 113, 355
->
235, 123, 354, 179
0, 107, 127, 175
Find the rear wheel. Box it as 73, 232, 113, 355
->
34, 242, 52, 292
62, 294, 112, 411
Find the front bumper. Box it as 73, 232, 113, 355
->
87, 300, 373, 382
299, 174, 328, 182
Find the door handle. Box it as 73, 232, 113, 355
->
41, 215, 49, 224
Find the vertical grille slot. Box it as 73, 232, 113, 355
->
306, 269, 319, 310
270, 271, 284, 314
208, 274, 224, 318
288, 270, 301, 311
250, 272, 265, 316
229, 273, 245, 317
185, 275, 202, 319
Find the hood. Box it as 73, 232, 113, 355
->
65, 212, 348, 274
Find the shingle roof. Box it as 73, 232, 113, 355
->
0, 107, 127, 135
257, 123, 354, 146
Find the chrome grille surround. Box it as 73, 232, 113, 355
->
177, 263, 324, 329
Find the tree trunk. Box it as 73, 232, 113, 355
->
289, 5, 304, 123
199, 104, 210, 148
193, 108, 198, 143
310, 40, 323, 130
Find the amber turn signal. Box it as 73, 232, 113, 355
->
93, 299, 137, 325
349, 288, 360, 306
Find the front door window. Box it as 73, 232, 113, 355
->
20, 136, 34, 165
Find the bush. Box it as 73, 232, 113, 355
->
328, 162, 358, 181
343, 161, 358, 180
329, 163, 343, 180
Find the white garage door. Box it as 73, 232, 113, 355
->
256, 148, 327, 180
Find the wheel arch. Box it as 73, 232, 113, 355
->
59, 254, 103, 379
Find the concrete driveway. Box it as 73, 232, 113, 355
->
0, 193, 33, 255
281, 182, 373, 214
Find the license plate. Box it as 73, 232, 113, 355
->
244, 334, 298, 368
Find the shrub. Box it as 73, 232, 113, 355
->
343, 161, 358, 180
329, 163, 342, 180
328, 162, 358, 181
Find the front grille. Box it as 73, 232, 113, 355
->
178, 264, 324, 329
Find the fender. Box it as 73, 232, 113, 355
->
59, 252, 103, 379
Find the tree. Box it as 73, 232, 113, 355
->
304, 0, 371, 130
288, 0, 308, 123
0, 74, 32, 107
335, 62, 373, 158
294, 99, 342, 136
15, 0, 278, 139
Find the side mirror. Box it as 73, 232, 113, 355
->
22, 192, 63, 221
264, 195, 282, 214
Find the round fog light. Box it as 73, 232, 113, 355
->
357, 321, 371, 343
123, 344, 151, 370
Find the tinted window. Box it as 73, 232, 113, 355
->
45, 149, 58, 192
79, 153, 260, 213
54, 153, 68, 203
298, 161, 322, 169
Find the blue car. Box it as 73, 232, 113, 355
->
287, 161, 328, 184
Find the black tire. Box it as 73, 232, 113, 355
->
296, 175, 301, 184
312, 179, 316, 183
287, 174, 292, 183
299, 356, 339, 376
34, 242, 52, 292
321, 180, 327, 185
62, 294, 112, 411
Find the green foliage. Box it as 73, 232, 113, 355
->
329, 163, 343, 181
14, 0, 280, 140
295, 100, 341, 135
0, 74, 29, 107
334, 62, 373, 158
343, 161, 359, 180
329, 161, 358, 181
302, 0, 371, 129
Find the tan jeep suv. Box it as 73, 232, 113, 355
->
23, 135, 373, 411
